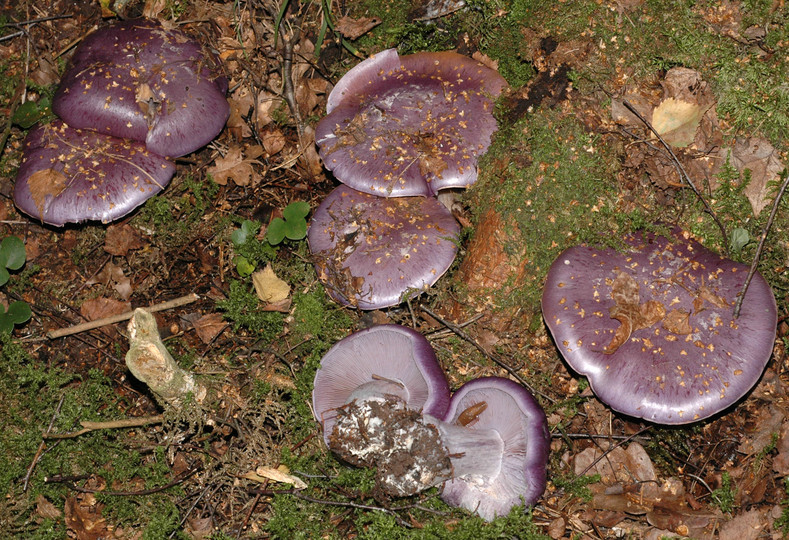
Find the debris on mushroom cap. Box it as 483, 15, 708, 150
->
315, 48, 508, 197
307, 185, 460, 310
13, 120, 175, 226
312, 324, 450, 447
440, 377, 550, 521
541, 228, 777, 424
53, 18, 229, 158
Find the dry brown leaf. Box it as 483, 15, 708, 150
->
651, 98, 709, 148
86, 261, 133, 301
605, 272, 666, 353
255, 91, 280, 130
27, 168, 67, 217
335, 15, 382, 40
80, 297, 131, 322
662, 308, 692, 334
208, 146, 257, 186
262, 129, 286, 156
193, 312, 227, 344
35, 495, 62, 520
718, 509, 768, 540
104, 223, 145, 256
252, 264, 290, 304
729, 137, 785, 216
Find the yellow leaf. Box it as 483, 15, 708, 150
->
651, 98, 709, 148
252, 264, 290, 304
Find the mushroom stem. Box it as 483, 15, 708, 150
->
425, 414, 504, 483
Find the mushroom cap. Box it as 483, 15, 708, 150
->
307, 185, 460, 310
53, 18, 229, 158
315, 48, 507, 197
312, 324, 450, 446
440, 377, 549, 521
541, 229, 777, 424
14, 120, 175, 226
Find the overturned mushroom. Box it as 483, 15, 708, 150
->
307, 185, 460, 310
311, 324, 450, 448
542, 228, 777, 424
327, 376, 549, 520
315, 48, 507, 197
53, 18, 229, 158
14, 120, 175, 226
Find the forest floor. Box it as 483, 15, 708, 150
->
0, 0, 788, 538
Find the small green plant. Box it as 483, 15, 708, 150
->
710, 471, 736, 513
230, 219, 261, 277
0, 236, 32, 333
11, 96, 52, 128
266, 201, 310, 245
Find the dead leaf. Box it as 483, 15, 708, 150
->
253, 465, 307, 489
663, 309, 692, 334
262, 129, 286, 156
252, 265, 290, 304
64, 478, 111, 540
335, 16, 382, 40
604, 272, 666, 353
35, 494, 62, 520
143, 0, 168, 18
729, 137, 785, 216
193, 312, 227, 344
80, 297, 131, 322
26, 168, 68, 217
651, 98, 710, 148
208, 146, 258, 186
718, 509, 766, 540
86, 261, 133, 301
104, 223, 145, 256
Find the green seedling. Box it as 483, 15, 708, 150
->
230, 219, 266, 277
266, 201, 310, 245
0, 236, 32, 333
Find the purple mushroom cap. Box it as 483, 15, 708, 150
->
53, 18, 229, 158
542, 229, 777, 424
315, 48, 507, 197
307, 184, 460, 310
14, 120, 175, 226
440, 377, 550, 521
312, 324, 451, 446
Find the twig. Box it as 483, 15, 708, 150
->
0, 14, 73, 43
47, 293, 200, 339
733, 169, 789, 318
23, 395, 65, 491
46, 467, 200, 496
577, 425, 652, 477
622, 100, 729, 255
419, 306, 554, 403
44, 414, 164, 439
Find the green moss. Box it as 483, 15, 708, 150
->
0, 335, 187, 534
217, 279, 283, 338
465, 107, 624, 319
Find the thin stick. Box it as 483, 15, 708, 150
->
44, 414, 164, 439
47, 467, 199, 496
420, 306, 554, 403
47, 293, 200, 339
733, 170, 789, 318
622, 100, 729, 255
24, 395, 65, 491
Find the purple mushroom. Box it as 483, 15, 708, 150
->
312, 324, 450, 448
14, 120, 175, 226
307, 184, 460, 310
53, 18, 229, 158
440, 377, 550, 521
542, 228, 777, 424
315, 48, 507, 197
